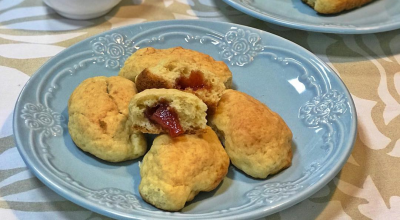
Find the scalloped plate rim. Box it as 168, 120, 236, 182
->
13, 19, 357, 220
222, 0, 400, 34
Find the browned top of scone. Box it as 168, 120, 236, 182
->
212, 89, 292, 146
68, 76, 135, 120
118, 47, 232, 86
139, 126, 229, 211
209, 89, 292, 178
67, 76, 147, 162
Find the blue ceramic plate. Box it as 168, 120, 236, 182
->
223, 0, 400, 34
13, 20, 356, 220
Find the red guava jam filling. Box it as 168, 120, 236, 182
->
175, 70, 209, 91
145, 102, 184, 137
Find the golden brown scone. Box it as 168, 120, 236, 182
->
135, 57, 230, 110
208, 90, 292, 179
139, 126, 230, 211
128, 88, 207, 137
302, 0, 373, 14
118, 47, 232, 89
68, 76, 147, 162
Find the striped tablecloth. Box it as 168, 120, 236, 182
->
1, 0, 400, 219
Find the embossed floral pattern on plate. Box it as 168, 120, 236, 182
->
13, 20, 356, 220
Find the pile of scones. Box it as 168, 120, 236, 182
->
68, 47, 293, 211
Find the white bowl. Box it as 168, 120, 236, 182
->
43, 0, 122, 20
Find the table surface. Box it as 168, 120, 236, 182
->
1, 0, 400, 219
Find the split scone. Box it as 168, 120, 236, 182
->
118, 47, 232, 89
68, 76, 147, 162
139, 126, 230, 211
135, 57, 230, 110
302, 0, 373, 14
209, 90, 292, 179
128, 88, 207, 137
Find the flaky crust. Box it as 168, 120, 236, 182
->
209, 90, 292, 179
128, 88, 207, 135
118, 47, 232, 88
302, 0, 373, 14
68, 76, 147, 162
139, 127, 230, 211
